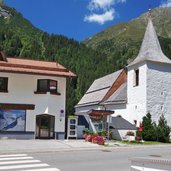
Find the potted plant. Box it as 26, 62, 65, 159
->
126, 131, 135, 141
97, 136, 105, 145
82, 128, 89, 141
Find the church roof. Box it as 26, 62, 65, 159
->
76, 69, 125, 107
102, 82, 127, 105
128, 18, 171, 67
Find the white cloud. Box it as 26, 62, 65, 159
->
84, 0, 126, 25
84, 9, 115, 24
161, 0, 171, 7
88, 0, 114, 10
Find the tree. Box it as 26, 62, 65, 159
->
157, 115, 170, 143
142, 113, 157, 141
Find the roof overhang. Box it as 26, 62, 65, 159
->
101, 100, 127, 105
127, 59, 171, 68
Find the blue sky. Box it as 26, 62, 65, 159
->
4, 0, 171, 41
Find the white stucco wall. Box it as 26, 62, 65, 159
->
127, 62, 147, 125
147, 62, 171, 126
0, 72, 66, 135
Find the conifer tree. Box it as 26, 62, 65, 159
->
157, 115, 170, 143
142, 113, 157, 141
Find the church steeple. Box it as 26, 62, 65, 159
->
128, 13, 171, 67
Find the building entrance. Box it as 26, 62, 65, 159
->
36, 114, 55, 139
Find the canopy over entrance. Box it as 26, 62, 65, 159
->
87, 109, 114, 117
87, 109, 114, 131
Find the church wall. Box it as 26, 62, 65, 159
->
147, 61, 171, 126
127, 62, 147, 125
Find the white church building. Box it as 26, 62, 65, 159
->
75, 16, 171, 133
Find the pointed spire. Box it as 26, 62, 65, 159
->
128, 14, 171, 67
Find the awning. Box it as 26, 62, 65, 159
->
87, 109, 114, 117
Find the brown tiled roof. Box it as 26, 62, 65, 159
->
0, 52, 76, 77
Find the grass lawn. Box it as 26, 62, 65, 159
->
110, 140, 171, 145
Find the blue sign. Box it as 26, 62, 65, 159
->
0, 110, 26, 131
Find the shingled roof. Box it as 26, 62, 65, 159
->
102, 82, 127, 105
0, 52, 76, 77
76, 69, 127, 107
128, 18, 171, 67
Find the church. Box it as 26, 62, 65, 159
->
75, 15, 171, 135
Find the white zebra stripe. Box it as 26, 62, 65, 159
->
0, 156, 33, 161
0, 154, 28, 158
0, 163, 49, 170
0, 153, 61, 171
22, 168, 61, 171
0, 159, 41, 165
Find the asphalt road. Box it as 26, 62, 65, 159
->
30, 146, 171, 171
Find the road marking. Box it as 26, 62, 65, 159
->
0, 159, 41, 165
0, 154, 61, 171
0, 156, 33, 161
0, 163, 49, 170
0, 154, 28, 158
22, 168, 61, 171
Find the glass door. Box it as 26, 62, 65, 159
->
36, 114, 55, 139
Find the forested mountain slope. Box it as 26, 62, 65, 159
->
0, 3, 171, 114
84, 8, 171, 67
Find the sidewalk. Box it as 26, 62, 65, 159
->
0, 139, 170, 154
0, 139, 103, 154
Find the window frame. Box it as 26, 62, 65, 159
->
0, 77, 8, 93
36, 79, 60, 95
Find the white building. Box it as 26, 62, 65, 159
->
75, 17, 171, 134
0, 52, 75, 139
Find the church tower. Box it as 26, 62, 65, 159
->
127, 14, 171, 126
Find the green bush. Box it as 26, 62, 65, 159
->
156, 115, 170, 143
142, 113, 157, 141
82, 128, 89, 135
141, 113, 171, 143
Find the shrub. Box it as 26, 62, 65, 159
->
136, 131, 143, 141
142, 113, 157, 141
82, 128, 89, 135
126, 131, 134, 136
97, 130, 107, 136
156, 115, 170, 143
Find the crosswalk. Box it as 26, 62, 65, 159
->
0, 154, 61, 171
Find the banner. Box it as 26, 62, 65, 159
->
0, 109, 26, 131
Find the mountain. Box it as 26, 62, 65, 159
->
84, 8, 171, 67
0, 3, 112, 115
0, 3, 171, 115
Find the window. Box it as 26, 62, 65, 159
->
37, 79, 58, 94
134, 69, 139, 86
0, 77, 8, 92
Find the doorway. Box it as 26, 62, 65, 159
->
36, 114, 55, 139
